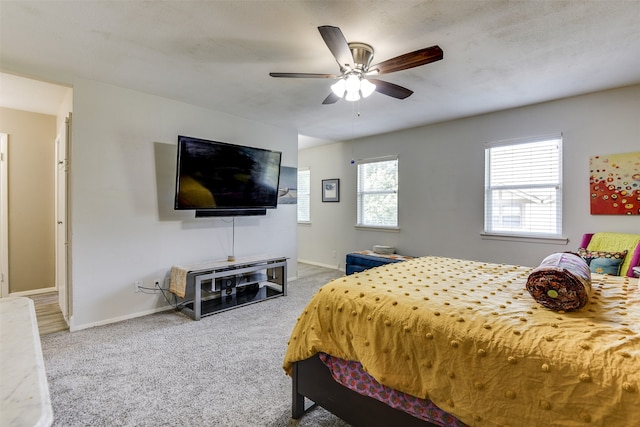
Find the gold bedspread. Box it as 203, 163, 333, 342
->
283, 256, 640, 427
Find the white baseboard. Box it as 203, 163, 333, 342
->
70, 305, 174, 332
9, 287, 57, 297
297, 258, 344, 272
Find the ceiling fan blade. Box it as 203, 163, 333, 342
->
322, 92, 341, 104
269, 72, 338, 78
368, 79, 413, 99
369, 46, 443, 75
318, 25, 353, 69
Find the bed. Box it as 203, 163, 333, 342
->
283, 256, 640, 426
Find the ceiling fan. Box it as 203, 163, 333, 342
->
269, 25, 443, 104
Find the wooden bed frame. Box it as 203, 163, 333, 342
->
291, 354, 438, 427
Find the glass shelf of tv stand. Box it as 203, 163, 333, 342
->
177, 256, 287, 320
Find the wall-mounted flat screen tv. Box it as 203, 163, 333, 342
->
174, 135, 282, 216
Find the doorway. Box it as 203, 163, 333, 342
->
0, 74, 72, 324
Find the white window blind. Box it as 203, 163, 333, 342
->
484, 135, 562, 237
297, 169, 310, 222
357, 157, 398, 227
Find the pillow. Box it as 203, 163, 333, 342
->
577, 248, 627, 276
526, 252, 591, 312
585, 232, 640, 277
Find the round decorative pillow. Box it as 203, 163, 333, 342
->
526, 252, 592, 311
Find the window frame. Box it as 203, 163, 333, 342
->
483, 135, 565, 243
297, 168, 311, 223
356, 156, 399, 230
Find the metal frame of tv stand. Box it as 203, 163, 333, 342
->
179, 256, 288, 320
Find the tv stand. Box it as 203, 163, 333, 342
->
172, 256, 287, 320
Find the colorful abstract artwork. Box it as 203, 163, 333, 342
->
590, 151, 640, 215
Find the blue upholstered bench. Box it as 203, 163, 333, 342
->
346, 251, 413, 275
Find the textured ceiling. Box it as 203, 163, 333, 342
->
1, 1, 639, 144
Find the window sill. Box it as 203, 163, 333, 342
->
355, 225, 400, 233
481, 233, 568, 245
298, 221, 311, 226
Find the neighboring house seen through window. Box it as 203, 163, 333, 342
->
484, 135, 563, 238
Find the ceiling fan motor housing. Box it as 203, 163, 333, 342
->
348, 42, 374, 71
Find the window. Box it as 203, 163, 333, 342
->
297, 169, 310, 222
484, 135, 562, 237
357, 157, 398, 228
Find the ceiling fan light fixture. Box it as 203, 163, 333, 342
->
345, 90, 360, 102
330, 79, 346, 97
333, 74, 371, 101
344, 74, 361, 93
360, 78, 376, 98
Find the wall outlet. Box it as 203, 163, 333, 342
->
153, 279, 161, 289
134, 280, 142, 293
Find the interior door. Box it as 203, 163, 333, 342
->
55, 115, 71, 320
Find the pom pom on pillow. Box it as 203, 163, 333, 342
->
576, 248, 627, 275
526, 252, 591, 312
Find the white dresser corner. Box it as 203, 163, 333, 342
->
1, 297, 53, 427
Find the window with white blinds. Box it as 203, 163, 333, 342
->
297, 169, 310, 222
357, 157, 398, 227
484, 135, 562, 237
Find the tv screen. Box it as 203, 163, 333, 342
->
174, 135, 282, 214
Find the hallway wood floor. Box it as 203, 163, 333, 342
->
28, 292, 68, 336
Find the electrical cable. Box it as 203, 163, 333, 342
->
136, 282, 181, 309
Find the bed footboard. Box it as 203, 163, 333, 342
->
292, 354, 437, 427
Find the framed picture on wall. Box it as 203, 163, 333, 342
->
322, 179, 340, 202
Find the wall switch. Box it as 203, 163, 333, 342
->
134, 280, 142, 293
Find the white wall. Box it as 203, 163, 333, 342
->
299, 85, 640, 270
70, 79, 298, 330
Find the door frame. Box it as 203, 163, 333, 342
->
0, 133, 8, 297
55, 115, 71, 320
